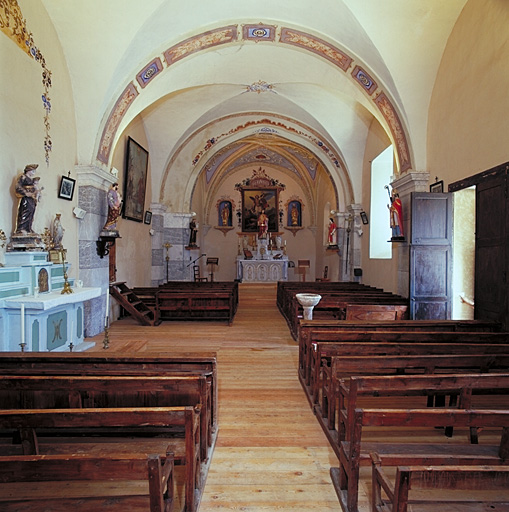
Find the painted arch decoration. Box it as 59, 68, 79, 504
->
96, 23, 413, 173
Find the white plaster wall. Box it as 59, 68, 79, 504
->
0, 1, 79, 276
427, 0, 509, 183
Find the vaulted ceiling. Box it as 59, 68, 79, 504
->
42, 0, 467, 208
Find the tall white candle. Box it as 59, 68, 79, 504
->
20, 304, 25, 345
105, 289, 110, 327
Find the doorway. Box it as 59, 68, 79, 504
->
452, 187, 475, 320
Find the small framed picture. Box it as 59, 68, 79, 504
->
58, 175, 76, 201
430, 180, 444, 193
144, 210, 152, 225
360, 211, 369, 225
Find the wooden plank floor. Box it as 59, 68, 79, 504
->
86, 283, 351, 511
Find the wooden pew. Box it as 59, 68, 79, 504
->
335, 372, 509, 444
331, 407, 509, 512
156, 288, 236, 325
320, 353, 509, 455
286, 292, 409, 340
0, 451, 175, 512
371, 460, 509, 512
308, 341, 509, 407
0, 406, 200, 512
299, 330, 509, 391
0, 374, 211, 461
0, 352, 218, 434
298, 319, 502, 380
132, 281, 239, 322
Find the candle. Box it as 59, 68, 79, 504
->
105, 289, 110, 328
20, 304, 25, 345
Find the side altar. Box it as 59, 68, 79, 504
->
236, 238, 288, 283
0, 252, 101, 352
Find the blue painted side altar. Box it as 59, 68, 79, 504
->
0, 252, 101, 352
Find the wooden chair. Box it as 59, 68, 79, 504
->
193, 265, 207, 282
315, 265, 330, 282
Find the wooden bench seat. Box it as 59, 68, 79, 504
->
0, 374, 212, 461
0, 352, 218, 433
307, 341, 509, 407
371, 459, 509, 512
156, 289, 236, 325
0, 451, 175, 512
286, 293, 409, 340
335, 372, 509, 444
299, 330, 509, 390
332, 407, 509, 512
0, 406, 201, 512
298, 319, 502, 381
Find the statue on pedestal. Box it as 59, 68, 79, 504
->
8, 164, 45, 251
386, 186, 405, 241
51, 213, 64, 250
257, 210, 268, 239
188, 216, 198, 248
102, 183, 122, 233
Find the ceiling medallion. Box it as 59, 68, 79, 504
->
245, 80, 275, 94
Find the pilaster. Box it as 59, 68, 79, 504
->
390, 170, 430, 297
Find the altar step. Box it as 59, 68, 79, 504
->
109, 282, 154, 326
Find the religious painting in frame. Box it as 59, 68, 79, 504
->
123, 137, 148, 222
241, 188, 279, 233
58, 175, 75, 201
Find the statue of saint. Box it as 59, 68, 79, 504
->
388, 188, 404, 239
15, 164, 42, 234
291, 204, 299, 226
221, 203, 230, 226
103, 183, 122, 231
327, 217, 337, 246
257, 210, 268, 239
189, 217, 198, 247
51, 213, 64, 250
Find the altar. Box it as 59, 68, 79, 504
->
236, 256, 289, 282
0, 252, 100, 352
236, 236, 289, 282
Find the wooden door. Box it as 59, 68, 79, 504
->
475, 173, 508, 326
409, 192, 453, 319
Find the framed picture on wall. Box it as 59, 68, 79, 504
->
58, 175, 76, 201
430, 180, 444, 193
241, 188, 278, 233
144, 210, 152, 224
123, 137, 149, 222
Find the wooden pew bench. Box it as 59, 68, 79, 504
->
298, 319, 502, 381
308, 339, 509, 406
332, 408, 509, 512
0, 374, 212, 461
0, 407, 200, 512
335, 372, 509, 445
286, 292, 409, 340
371, 459, 509, 512
0, 352, 218, 434
318, 353, 509, 455
0, 451, 175, 512
156, 289, 236, 325
299, 329, 509, 391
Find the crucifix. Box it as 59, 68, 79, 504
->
163, 242, 172, 282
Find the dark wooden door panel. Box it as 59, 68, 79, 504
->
475, 174, 507, 324
410, 193, 453, 320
